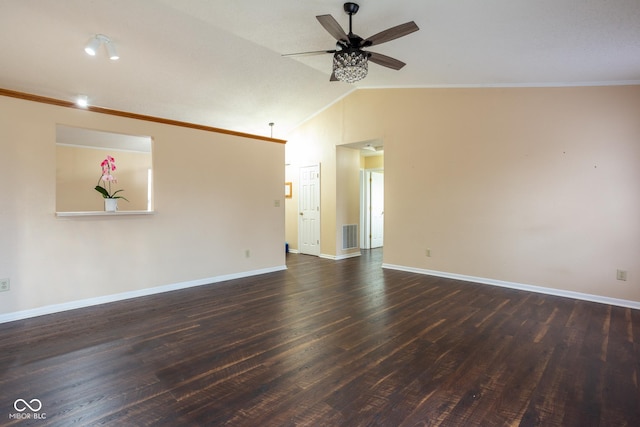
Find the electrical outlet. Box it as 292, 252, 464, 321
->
0, 278, 9, 292
245, 250, 251, 258
616, 269, 628, 281
425, 248, 431, 257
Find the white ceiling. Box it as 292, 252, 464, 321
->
1, 0, 639, 139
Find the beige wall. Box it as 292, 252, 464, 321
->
336, 146, 361, 257
363, 155, 383, 170
286, 85, 640, 303
0, 95, 285, 318
56, 145, 152, 211
285, 101, 342, 257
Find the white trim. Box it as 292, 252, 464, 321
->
288, 82, 640, 132
382, 263, 640, 310
359, 80, 640, 90
320, 252, 362, 261
0, 265, 287, 324
56, 210, 155, 217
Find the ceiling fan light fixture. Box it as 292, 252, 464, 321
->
333, 49, 368, 83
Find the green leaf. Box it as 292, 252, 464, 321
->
94, 186, 110, 198
111, 190, 129, 202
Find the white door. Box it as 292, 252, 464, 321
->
360, 170, 368, 249
299, 165, 320, 256
370, 171, 384, 248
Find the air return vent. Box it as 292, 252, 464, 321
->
342, 224, 358, 250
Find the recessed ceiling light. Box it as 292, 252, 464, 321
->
76, 95, 88, 108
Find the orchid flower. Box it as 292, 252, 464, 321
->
94, 155, 128, 201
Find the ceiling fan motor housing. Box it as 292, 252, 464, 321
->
344, 2, 360, 15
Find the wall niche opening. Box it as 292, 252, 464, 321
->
56, 124, 153, 213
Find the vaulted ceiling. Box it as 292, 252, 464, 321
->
1, 0, 639, 139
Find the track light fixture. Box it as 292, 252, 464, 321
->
84, 34, 119, 60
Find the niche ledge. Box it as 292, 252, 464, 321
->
56, 210, 155, 217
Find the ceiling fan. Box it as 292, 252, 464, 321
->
284, 2, 419, 83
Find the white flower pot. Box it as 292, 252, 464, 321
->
104, 198, 118, 212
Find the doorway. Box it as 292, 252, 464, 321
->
361, 169, 384, 250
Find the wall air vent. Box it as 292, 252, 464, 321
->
342, 224, 358, 250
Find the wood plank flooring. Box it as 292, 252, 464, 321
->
1, 249, 639, 426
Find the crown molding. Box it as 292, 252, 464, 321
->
0, 88, 286, 145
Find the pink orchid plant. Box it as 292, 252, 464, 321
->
95, 155, 128, 201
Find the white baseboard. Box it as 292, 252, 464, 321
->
336, 252, 362, 260
382, 263, 640, 310
0, 265, 287, 324
320, 252, 361, 260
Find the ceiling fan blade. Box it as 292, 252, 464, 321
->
282, 49, 336, 57
364, 21, 419, 47
316, 14, 348, 42
368, 52, 406, 70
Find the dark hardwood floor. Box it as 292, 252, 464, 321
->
1, 250, 639, 426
